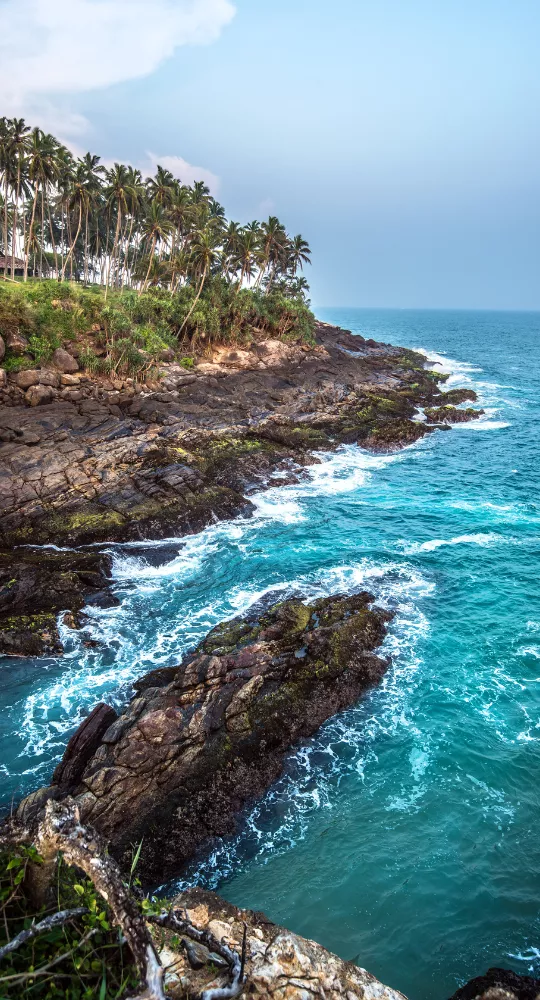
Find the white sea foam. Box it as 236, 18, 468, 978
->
167, 560, 434, 892
397, 533, 501, 554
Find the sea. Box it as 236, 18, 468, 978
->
2, 308, 540, 999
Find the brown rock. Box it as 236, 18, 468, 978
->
25, 384, 54, 406
0, 334, 5, 361
61, 373, 80, 386
52, 347, 79, 373
14, 369, 41, 389
0, 368, 7, 388
29, 592, 393, 884
52, 703, 118, 793
5, 329, 29, 355
39, 370, 61, 388
162, 888, 407, 1000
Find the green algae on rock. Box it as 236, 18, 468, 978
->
17, 590, 393, 884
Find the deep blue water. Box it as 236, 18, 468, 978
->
2, 308, 540, 999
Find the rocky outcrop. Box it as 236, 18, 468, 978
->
0, 547, 116, 656
0, 325, 458, 551
18, 590, 392, 883
424, 405, 484, 424
448, 968, 540, 1000
157, 887, 407, 999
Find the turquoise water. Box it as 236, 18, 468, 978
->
2, 308, 540, 998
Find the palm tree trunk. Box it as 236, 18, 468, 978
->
105, 206, 122, 299
3, 173, 9, 278
11, 162, 21, 279
179, 266, 207, 334
139, 234, 157, 296
61, 202, 82, 280
24, 183, 39, 281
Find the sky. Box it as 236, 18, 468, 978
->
1, 0, 539, 310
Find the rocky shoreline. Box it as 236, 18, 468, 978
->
18, 589, 393, 885
0, 321, 476, 656
4, 320, 511, 1000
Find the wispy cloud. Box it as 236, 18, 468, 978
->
0, 0, 235, 135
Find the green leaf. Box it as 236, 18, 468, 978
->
130, 838, 143, 878
73, 884, 85, 896
99, 973, 107, 1000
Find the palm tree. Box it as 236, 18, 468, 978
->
24, 129, 60, 280
179, 227, 222, 333
104, 163, 132, 294
138, 202, 174, 294
256, 215, 287, 289
146, 166, 175, 210
7, 118, 31, 278
233, 225, 260, 289
287, 234, 311, 276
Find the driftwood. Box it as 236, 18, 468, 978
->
0, 799, 246, 1000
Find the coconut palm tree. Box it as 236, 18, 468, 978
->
23, 128, 60, 280
179, 227, 222, 333
103, 163, 133, 293
287, 234, 311, 276
138, 202, 174, 294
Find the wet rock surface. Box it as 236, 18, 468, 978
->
448, 968, 540, 1000
18, 590, 393, 884
0, 547, 115, 656
0, 323, 462, 552
156, 887, 407, 999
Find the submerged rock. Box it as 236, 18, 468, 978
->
18, 590, 393, 883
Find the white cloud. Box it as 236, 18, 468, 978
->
0, 0, 235, 134
144, 153, 220, 194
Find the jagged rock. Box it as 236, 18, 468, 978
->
5, 329, 29, 354
18, 591, 393, 883
52, 702, 118, 793
424, 405, 484, 424
159, 888, 407, 999
52, 347, 79, 373
447, 968, 540, 1000
0, 334, 5, 361
25, 383, 54, 406
0, 548, 115, 657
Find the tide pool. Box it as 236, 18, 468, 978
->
2, 308, 540, 999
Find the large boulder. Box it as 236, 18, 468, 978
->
19, 591, 393, 884
14, 369, 41, 389
447, 968, 540, 999
52, 347, 79, 373
25, 384, 53, 406
5, 329, 29, 355
161, 887, 407, 1000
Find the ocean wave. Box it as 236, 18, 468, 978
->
397, 532, 501, 554
165, 560, 434, 893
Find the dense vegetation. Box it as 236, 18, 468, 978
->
0, 117, 314, 374
0, 846, 140, 999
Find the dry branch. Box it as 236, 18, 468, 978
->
0, 907, 88, 962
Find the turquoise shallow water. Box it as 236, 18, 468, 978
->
2, 308, 540, 998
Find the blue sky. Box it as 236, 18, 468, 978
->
2, 0, 539, 308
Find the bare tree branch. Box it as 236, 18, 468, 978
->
148, 910, 247, 1000
0, 907, 88, 962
